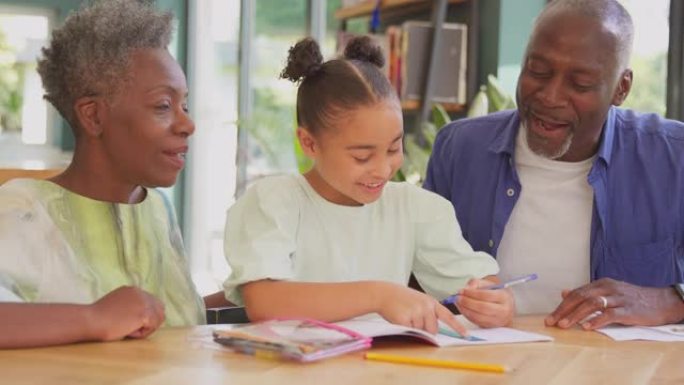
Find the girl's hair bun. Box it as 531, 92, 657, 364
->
280, 37, 324, 83
343, 35, 384, 69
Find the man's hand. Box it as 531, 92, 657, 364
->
87, 286, 166, 341
545, 278, 684, 330
456, 278, 516, 327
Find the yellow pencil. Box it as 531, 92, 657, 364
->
364, 352, 510, 374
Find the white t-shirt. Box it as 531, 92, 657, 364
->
496, 126, 594, 314
223, 174, 499, 305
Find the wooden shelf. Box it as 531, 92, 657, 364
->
335, 0, 467, 20
400, 100, 466, 113
336, 0, 474, 118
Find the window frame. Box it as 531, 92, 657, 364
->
667, 0, 683, 120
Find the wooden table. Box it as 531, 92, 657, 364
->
0, 167, 62, 185
1, 316, 682, 385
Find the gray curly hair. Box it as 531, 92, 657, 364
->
37, 0, 174, 129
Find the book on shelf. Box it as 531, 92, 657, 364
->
335, 21, 467, 107
401, 21, 468, 104
212, 314, 553, 363
340, 0, 367, 8
387, 25, 402, 97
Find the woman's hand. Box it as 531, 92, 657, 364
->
88, 286, 166, 341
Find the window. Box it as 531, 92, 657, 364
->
618, 0, 670, 116
667, 1, 684, 120
0, 6, 66, 167
0, 10, 48, 144
186, 0, 337, 295
186, 0, 241, 295
237, 0, 341, 195
237, 0, 307, 194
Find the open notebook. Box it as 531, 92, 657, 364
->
213, 314, 552, 362
335, 314, 553, 347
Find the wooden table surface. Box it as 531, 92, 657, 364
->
0, 167, 62, 185
1, 316, 682, 385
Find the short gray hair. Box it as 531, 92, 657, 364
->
539, 0, 634, 70
37, 0, 174, 129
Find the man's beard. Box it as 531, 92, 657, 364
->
526, 125, 574, 160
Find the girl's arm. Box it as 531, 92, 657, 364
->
203, 291, 235, 309
0, 286, 165, 349
241, 279, 467, 335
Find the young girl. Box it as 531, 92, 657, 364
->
223, 37, 514, 334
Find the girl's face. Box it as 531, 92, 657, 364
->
299, 100, 404, 206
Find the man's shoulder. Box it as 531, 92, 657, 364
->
616, 108, 684, 143
609, 109, 684, 180
436, 110, 518, 148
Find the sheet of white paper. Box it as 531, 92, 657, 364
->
596, 324, 684, 341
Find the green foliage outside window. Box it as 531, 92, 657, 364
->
0, 29, 23, 134
397, 75, 515, 185
622, 52, 667, 117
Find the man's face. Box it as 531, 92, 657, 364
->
516, 11, 630, 161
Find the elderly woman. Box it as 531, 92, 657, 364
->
0, 0, 207, 348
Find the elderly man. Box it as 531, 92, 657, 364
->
425, 0, 684, 329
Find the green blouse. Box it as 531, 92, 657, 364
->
0, 179, 205, 326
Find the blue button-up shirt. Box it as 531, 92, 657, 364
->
424, 107, 684, 287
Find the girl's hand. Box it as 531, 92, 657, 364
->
374, 282, 467, 336
456, 278, 515, 327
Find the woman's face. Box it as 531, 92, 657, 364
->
100, 48, 194, 188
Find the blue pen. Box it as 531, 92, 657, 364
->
440, 273, 538, 305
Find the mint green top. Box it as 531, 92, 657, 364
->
224, 175, 499, 305
0, 179, 205, 326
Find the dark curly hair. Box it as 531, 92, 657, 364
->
280, 36, 398, 134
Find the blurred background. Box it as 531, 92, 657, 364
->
0, 0, 678, 295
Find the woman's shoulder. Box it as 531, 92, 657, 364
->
0, 179, 52, 210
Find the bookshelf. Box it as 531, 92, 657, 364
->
335, 0, 477, 119
400, 100, 465, 113
335, 0, 468, 20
